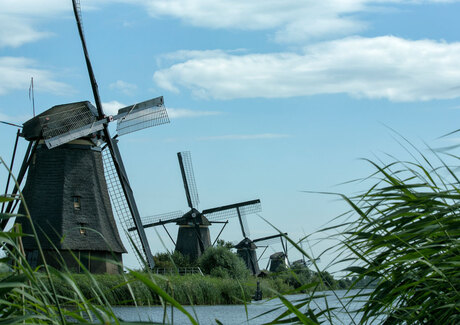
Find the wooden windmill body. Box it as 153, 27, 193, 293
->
1, 1, 169, 273
175, 209, 212, 260
17, 102, 125, 272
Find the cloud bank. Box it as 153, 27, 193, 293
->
139, 0, 459, 43
154, 36, 460, 101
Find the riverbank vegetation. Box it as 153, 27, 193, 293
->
1, 134, 459, 324
35, 273, 289, 306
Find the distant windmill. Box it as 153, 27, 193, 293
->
133, 151, 262, 261
267, 251, 289, 272
232, 212, 288, 275
1, 0, 169, 273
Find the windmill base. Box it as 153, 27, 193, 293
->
24, 249, 123, 274
237, 248, 260, 275
175, 226, 211, 261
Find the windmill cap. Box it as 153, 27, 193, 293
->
270, 252, 286, 259
234, 237, 257, 249
176, 208, 211, 225
22, 101, 98, 141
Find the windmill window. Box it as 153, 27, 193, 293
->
79, 223, 87, 236
73, 196, 81, 210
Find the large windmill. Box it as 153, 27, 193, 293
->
133, 151, 262, 261
1, 0, 168, 273
231, 210, 288, 275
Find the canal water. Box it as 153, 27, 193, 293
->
113, 289, 372, 324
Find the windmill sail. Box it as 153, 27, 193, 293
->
42, 97, 168, 149
253, 233, 287, 246
71, 0, 168, 269
41, 102, 102, 149
202, 199, 261, 221
116, 98, 169, 136
178, 151, 199, 208
131, 210, 184, 231
102, 148, 149, 266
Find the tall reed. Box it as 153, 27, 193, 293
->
255, 142, 459, 324
337, 152, 460, 324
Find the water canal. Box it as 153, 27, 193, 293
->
113, 289, 372, 324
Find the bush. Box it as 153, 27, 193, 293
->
198, 246, 250, 280
275, 268, 313, 290
153, 251, 196, 269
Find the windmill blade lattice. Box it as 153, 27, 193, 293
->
203, 200, 261, 222
178, 151, 199, 208
41, 103, 102, 148
203, 200, 261, 238
116, 101, 169, 136
253, 233, 287, 246
140, 210, 184, 228
102, 148, 146, 266
241, 213, 251, 238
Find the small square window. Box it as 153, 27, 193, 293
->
73, 196, 81, 210
79, 223, 87, 236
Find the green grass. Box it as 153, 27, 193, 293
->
34, 273, 292, 306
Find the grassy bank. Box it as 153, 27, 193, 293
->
40, 273, 292, 306
1, 135, 459, 323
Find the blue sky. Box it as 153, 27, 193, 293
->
1, 0, 460, 271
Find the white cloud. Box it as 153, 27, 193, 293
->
0, 0, 113, 48
153, 36, 460, 102
198, 133, 290, 140
136, 0, 459, 43
167, 108, 221, 118
0, 17, 52, 48
2, 0, 459, 48
0, 0, 69, 48
0, 57, 73, 96
109, 80, 138, 95
102, 100, 125, 116
139, 0, 367, 43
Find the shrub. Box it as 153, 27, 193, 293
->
153, 251, 196, 268
198, 246, 250, 280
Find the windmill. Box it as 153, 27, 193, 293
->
133, 151, 262, 261
231, 209, 288, 275
1, 0, 168, 273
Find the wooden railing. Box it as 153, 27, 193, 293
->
153, 267, 204, 276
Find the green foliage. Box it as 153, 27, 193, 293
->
153, 251, 196, 269
198, 246, 250, 280
215, 239, 234, 250
270, 267, 313, 290
337, 153, 460, 324
40, 273, 281, 306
